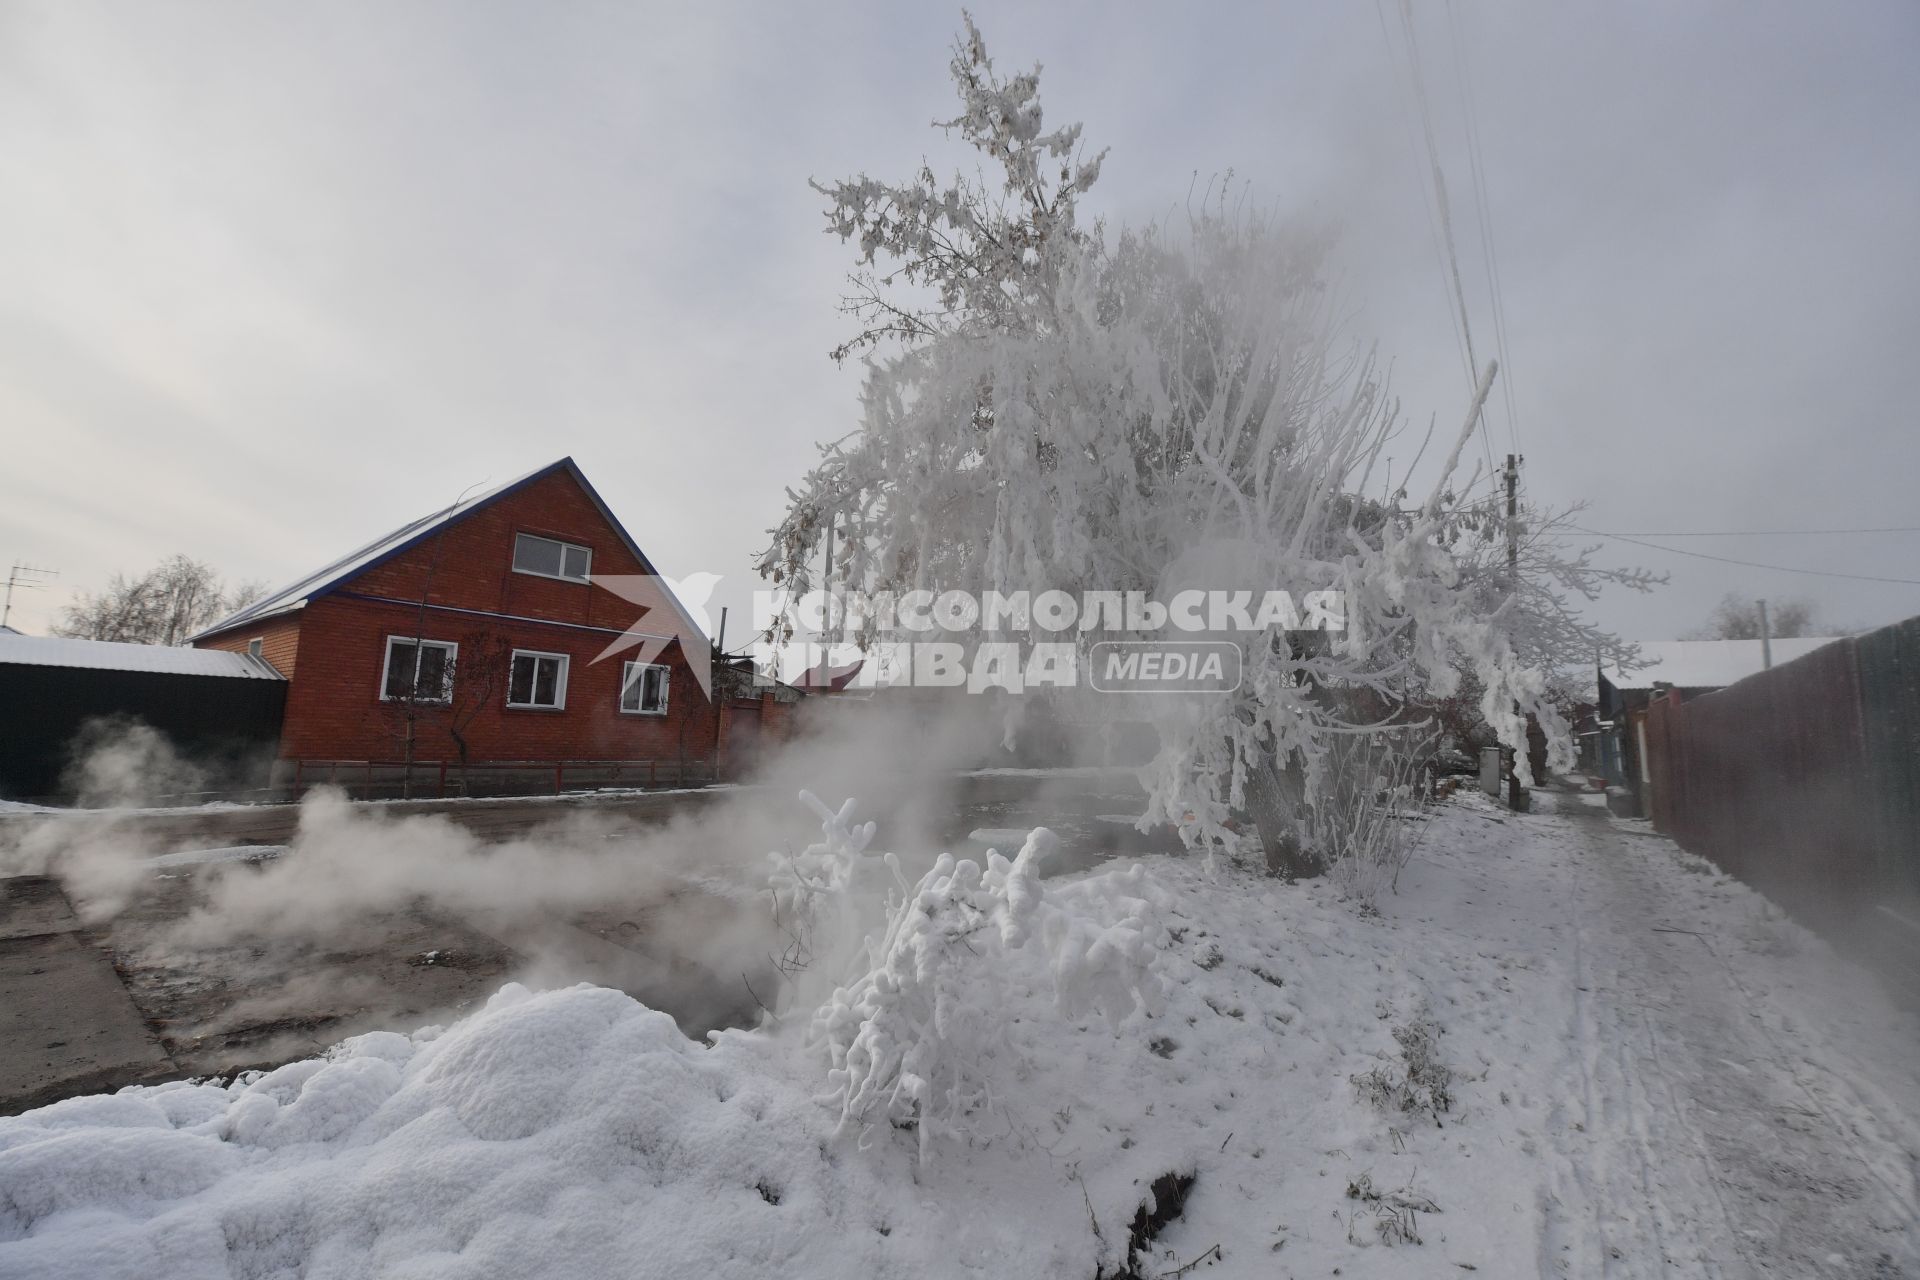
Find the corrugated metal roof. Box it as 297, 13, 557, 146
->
0, 633, 285, 679
1601, 637, 1844, 691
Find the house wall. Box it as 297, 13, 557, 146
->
277, 594, 716, 764
204, 467, 718, 766
200, 614, 302, 677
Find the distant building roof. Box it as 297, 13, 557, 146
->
1600, 637, 1844, 692
0, 633, 285, 679
189, 456, 706, 649
791, 657, 866, 692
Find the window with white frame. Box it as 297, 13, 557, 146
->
620, 661, 670, 715
382, 636, 457, 703
512, 532, 592, 584
508, 649, 569, 709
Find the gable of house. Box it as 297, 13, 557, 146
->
193, 457, 703, 650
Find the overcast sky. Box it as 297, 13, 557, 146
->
2, 1, 1916, 645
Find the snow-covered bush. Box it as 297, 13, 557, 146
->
775, 795, 1163, 1162
765, 791, 892, 997
1313, 728, 1435, 909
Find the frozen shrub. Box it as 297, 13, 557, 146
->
777, 794, 1164, 1162
1351, 1006, 1452, 1124
1313, 728, 1436, 910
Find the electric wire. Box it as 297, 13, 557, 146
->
1603, 526, 1920, 538
1444, 0, 1522, 459
1567, 526, 1920, 586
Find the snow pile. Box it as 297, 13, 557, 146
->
7, 791, 1918, 1277
1, 984, 856, 1278
0, 798, 1195, 1279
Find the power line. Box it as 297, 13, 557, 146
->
1377, 0, 1505, 484
1397, 0, 1481, 383
1602, 526, 1920, 538
1444, 0, 1521, 459
1373, 0, 1475, 399
1567, 526, 1920, 586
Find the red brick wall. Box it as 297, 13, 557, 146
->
345, 468, 685, 631
209, 467, 717, 765
279, 594, 716, 764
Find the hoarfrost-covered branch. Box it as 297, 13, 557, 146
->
773, 795, 1163, 1163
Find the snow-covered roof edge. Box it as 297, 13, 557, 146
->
190, 458, 710, 652
0, 633, 286, 679
1598, 636, 1845, 692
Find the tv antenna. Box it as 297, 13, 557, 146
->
2, 563, 59, 630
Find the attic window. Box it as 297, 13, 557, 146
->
513, 533, 592, 584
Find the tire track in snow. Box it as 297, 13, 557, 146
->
1537, 792, 1919, 1277
1537, 805, 1748, 1278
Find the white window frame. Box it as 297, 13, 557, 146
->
512, 532, 593, 584
246, 637, 264, 660
507, 648, 570, 710
620, 660, 671, 716
380, 636, 458, 704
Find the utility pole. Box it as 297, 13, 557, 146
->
1758, 598, 1773, 669
815, 511, 835, 686
2, 563, 58, 631
1503, 454, 1521, 585
1503, 456, 1525, 811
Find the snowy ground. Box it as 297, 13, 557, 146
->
2, 788, 1916, 1278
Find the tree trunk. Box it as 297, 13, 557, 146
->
1246, 749, 1319, 880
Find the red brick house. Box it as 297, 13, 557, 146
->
192, 457, 751, 791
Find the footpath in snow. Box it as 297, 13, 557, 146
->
1, 787, 1916, 1278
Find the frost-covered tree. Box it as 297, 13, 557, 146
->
1447, 501, 1662, 701
763, 19, 1632, 874
57, 555, 264, 647
1686, 592, 1821, 641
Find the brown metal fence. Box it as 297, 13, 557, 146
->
1857, 617, 1920, 902
1646, 616, 1920, 942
